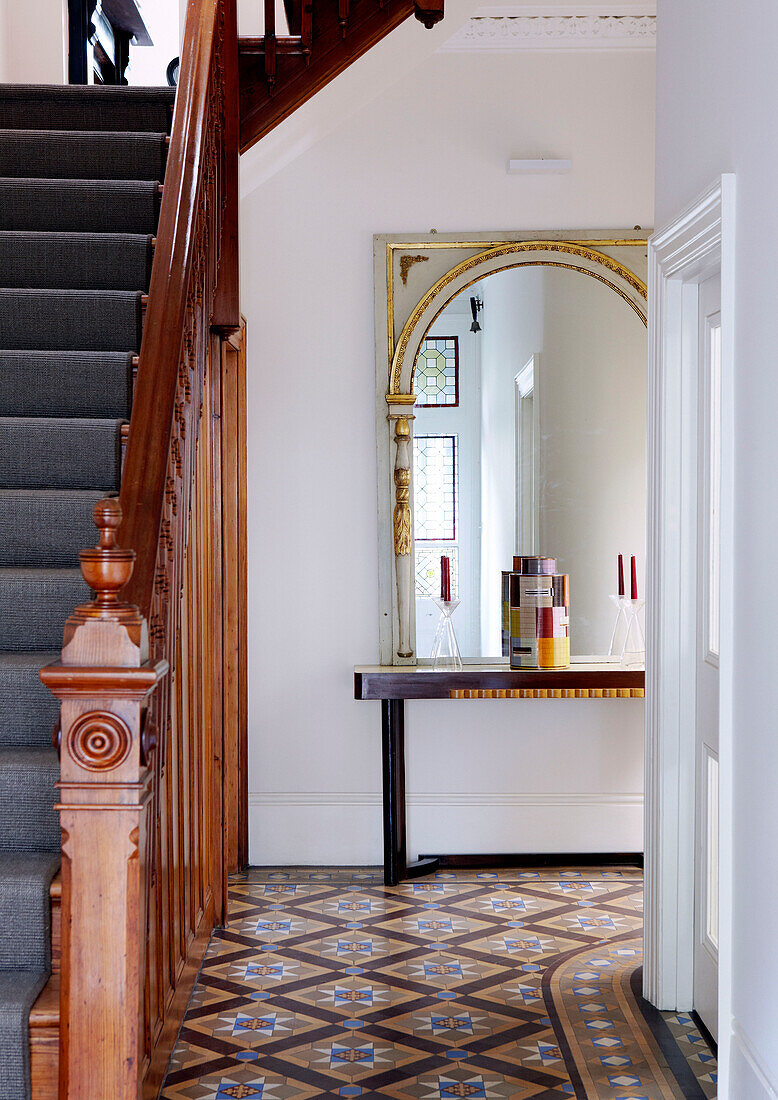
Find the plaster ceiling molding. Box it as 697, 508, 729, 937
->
439, 4, 657, 52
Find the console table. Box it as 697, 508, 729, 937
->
354, 663, 645, 885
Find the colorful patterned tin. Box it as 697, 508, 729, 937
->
502, 556, 570, 669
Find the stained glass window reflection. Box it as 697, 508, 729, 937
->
416, 337, 459, 407
415, 547, 459, 598
413, 434, 457, 541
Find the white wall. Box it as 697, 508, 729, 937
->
656, 1, 778, 1094
241, 26, 655, 864
478, 266, 646, 656
0, 0, 67, 83
539, 267, 646, 654
479, 267, 545, 654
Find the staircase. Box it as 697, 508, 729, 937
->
239, 0, 444, 149
0, 0, 444, 1095
0, 83, 174, 1100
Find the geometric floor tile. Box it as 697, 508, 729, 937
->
161, 867, 717, 1099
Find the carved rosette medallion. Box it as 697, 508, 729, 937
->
67, 711, 132, 772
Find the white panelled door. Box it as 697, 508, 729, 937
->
693, 273, 721, 1039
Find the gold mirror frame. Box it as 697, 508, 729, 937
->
376, 233, 648, 664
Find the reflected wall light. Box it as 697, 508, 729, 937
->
470, 296, 483, 333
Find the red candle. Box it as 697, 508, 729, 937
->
618, 554, 625, 597
630, 555, 638, 600
440, 555, 450, 602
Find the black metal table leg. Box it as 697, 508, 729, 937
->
381, 698, 440, 886
381, 699, 406, 886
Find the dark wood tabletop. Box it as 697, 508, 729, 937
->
354, 662, 645, 700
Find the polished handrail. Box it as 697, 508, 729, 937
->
119, 0, 222, 616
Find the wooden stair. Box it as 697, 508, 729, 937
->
239, 0, 444, 150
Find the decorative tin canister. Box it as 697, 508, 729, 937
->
501, 556, 570, 669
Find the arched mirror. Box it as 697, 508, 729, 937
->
376, 233, 648, 665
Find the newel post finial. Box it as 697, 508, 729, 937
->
75, 498, 138, 621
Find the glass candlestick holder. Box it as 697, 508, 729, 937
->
608, 594, 629, 658
430, 597, 463, 671
620, 597, 645, 668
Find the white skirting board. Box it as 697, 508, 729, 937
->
248, 791, 643, 865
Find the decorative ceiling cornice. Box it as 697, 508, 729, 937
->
439, 5, 656, 52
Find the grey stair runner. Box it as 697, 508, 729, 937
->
0, 129, 168, 181
0, 352, 133, 418
0, 289, 143, 350
0, 85, 175, 133
0, 491, 109, 565
0, 653, 59, 745
0, 420, 123, 489
0, 232, 153, 290
0, 179, 161, 233
0, 83, 171, 1099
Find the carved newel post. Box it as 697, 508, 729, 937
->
40, 499, 168, 1100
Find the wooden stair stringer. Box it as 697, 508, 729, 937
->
30, 872, 61, 1100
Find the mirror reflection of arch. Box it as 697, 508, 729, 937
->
377, 234, 649, 665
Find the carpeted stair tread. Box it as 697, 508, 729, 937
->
0, 652, 59, 746
0, 289, 143, 351
0, 178, 161, 234
0, 351, 133, 418
0, 84, 175, 134
0, 419, 123, 489
0, 853, 58, 970
0, 748, 59, 852
0, 490, 107, 566
0, 129, 168, 181
0, 568, 89, 650
0, 231, 153, 290
0, 970, 48, 1099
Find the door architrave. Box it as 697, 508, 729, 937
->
644, 176, 735, 1088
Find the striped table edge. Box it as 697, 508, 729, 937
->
449, 688, 645, 699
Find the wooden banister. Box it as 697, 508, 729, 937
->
119, 0, 224, 617
40, 0, 246, 1096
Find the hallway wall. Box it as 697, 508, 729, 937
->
0, 0, 67, 83
240, 16, 655, 864
656, 1, 778, 1094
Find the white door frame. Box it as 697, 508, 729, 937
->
644, 176, 735, 1082
514, 353, 540, 554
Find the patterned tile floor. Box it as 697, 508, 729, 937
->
161, 868, 717, 1099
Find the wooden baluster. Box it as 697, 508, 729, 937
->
301, 0, 313, 61
339, 0, 349, 36
213, 0, 240, 332
40, 499, 168, 1100
264, 0, 277, 93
